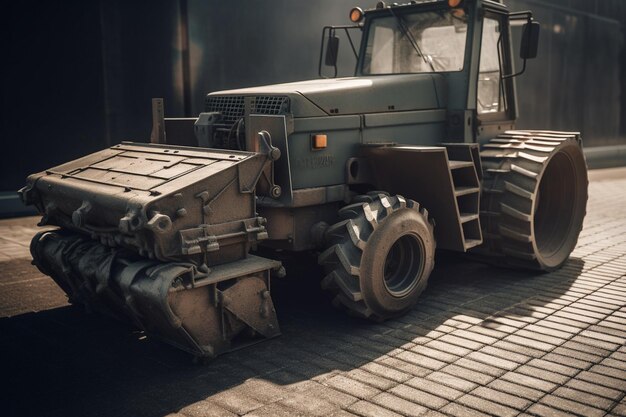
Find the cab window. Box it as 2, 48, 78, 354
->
362, 10, 469, 75
477, 17, 504, 114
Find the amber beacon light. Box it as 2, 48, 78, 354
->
349, 7, 364, 22
448, 0, 463, 7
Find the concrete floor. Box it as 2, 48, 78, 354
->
1, 168, 625, 417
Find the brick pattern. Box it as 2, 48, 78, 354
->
1, 172, 626, 417
0, 217, 53, 261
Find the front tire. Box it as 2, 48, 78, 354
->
318, 194, 435, 321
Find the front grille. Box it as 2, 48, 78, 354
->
253, 96, 289, 115
205, 96, 245, 126
205, 95, 290, 127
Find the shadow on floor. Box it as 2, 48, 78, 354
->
0, 252, 584, 417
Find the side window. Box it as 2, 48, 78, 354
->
369, 25, 394, 74
478, 17, 504, 114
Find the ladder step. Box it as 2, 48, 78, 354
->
442, 143, 478, 148
463, 239, 483, 249
448, 160, 475, 170
460, 213, 479, 223
454, 186, 480, 197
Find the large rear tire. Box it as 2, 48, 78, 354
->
479, 131, 588, 271
318, 194, 435, 320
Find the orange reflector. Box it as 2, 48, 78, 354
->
312, 134, 328, 149
349, 7, 364, 23
448, 0, 462, 7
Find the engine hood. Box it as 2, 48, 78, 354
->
208, 74, 447, 117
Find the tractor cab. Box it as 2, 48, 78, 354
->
321, 0, 540, 143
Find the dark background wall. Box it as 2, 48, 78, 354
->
2, 0, 625, 196
509, 0, 626, 145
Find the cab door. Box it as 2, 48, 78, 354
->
475, 10, 517, 145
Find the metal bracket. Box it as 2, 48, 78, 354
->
219, 276, 280, 339
194, 112, 221, 147
257, 130, 282, 198
150, 98, 166, 144
179, 217, 268, 255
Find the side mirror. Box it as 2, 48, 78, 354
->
520, 21, 540, 59
325, 34, 340, 67
318, 25, 360, 78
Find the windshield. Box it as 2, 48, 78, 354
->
362, 9, 469, 75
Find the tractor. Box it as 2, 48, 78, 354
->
20, 0, 588, 359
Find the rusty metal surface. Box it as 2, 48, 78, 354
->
19, 135, 289, 359
20, 142, 272, 265
30, 231, 281, 358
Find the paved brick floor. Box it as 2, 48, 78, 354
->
1, 168, 625, 417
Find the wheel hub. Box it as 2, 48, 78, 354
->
383, 234, 425, 298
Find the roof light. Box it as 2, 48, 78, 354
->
349, 7, 364, 23
448, 0, 463, 7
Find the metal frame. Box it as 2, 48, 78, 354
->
317, 25, 361, 78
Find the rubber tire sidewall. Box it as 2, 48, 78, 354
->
359, 207, 435, 318
533, 141, 588, 270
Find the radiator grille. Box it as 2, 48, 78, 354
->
205, 95, 290, 127
205, 96, 244, 126
253, 96, 289, 115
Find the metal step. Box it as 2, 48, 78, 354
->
362, 144, 483, 252
460, 213, 479, 223
463, 239, 483, 250
448, 160, 475, 170
443, 144, 483, 251
454, 186, 480, 197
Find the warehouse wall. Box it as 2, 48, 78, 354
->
509, 0, 626, 146
2, 0, 625, 213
